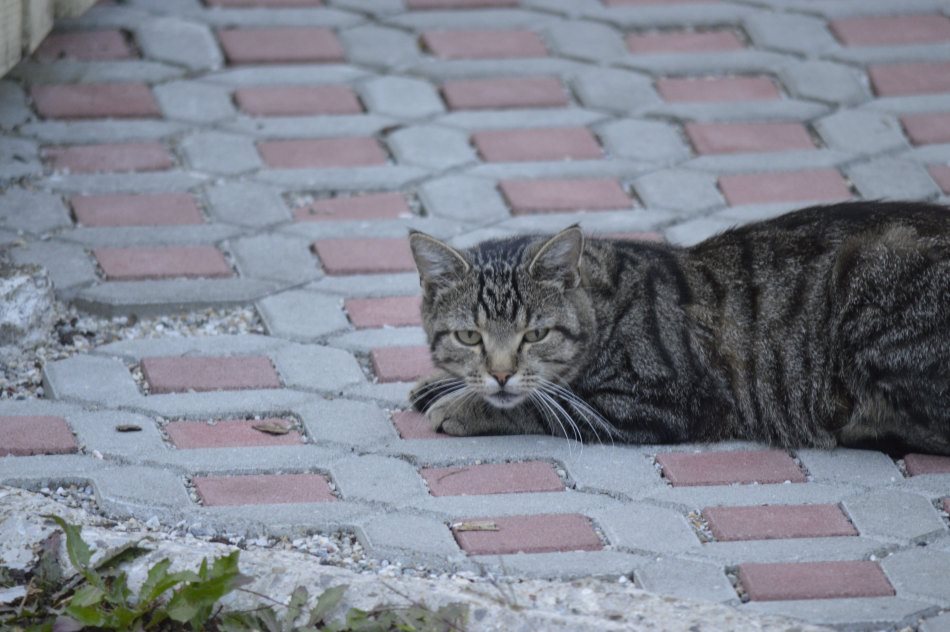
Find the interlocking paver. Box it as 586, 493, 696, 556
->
194, 473, 335, 506
140, 356, 281, 394
656, 450, 806, 486
657, 77, 780, 103
626, 31, 743, 54
452, 514, 602, 555
345, 296, 422, 329
43, 142, 173, 173
904, 453, 950, 476
703, 505, 857, 541
738, 561, 894, 601
31, 84, 161, 120
407, 0, 517, 7
370, 346, 434, 383
830, 15, 950, 47
93, 246, 232, 281
472, 127, 602, 162
928, 165, 950, 193
421, 30, 548, 59
34, 30, 134, 61
718, 170, 851, 206
257, 138, 387, 169
165, 419, 304, 448
499, 178, 631, 214
70, 193, 203, 227
218, 28, 345, 65
312, 238, 414, 275
234, 85, 362, 117
441, 77, 568, 110
422, 461, 564, 496
901, 113, 950, 146
685, 122, 815, 155
0, 416, 78, 456
207, 0, 322, 5
869, 62, 950, 96
293, 192, 411, 222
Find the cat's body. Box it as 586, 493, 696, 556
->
409, 201, 950, 456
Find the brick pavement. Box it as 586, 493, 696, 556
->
2, 0, 950, 629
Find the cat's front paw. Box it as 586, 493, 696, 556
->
426, 398, 473, 436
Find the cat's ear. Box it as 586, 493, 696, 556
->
529, 225, 584, 288
409, 230, 470, 290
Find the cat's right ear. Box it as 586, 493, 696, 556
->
409, 231, 470, 291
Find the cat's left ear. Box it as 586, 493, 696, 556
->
529, 224, 584, 288
409, 230, 470, 291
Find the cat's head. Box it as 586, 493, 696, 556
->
409, 226, 596, 410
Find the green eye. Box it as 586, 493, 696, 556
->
523, 328, 550, 343
455, 330, 482, 345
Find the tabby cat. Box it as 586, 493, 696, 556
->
408, 201, 950, 456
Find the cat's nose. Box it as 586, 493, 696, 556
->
491, 371, 512, 387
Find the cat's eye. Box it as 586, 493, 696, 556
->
455, 330, 482, 345
523, 328, 550, 343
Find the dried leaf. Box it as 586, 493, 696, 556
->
252, 422, 290, 436
115, 424, 142, 432
452, 521, 498, 532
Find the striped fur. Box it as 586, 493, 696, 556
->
409, 201, 950, 455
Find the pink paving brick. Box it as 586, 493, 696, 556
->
473, 127, 602, 162
31, 84, 160, 120
499, 178, 631, 214
422, 461, 564, 496
93, 246, 232, 281
442, 77, 568, 110
194, 473, 334, 506
370, 346, 435, 383
869, 62, 950, 97
344, 295, 422, 329
165, 419, 304, 449
218, 27, 345, 64
293, 192, 410, 222
44, 142, 173, 173
626, 30, 743, 54
0, 416, 78, 457
408, 0, 517, 6
234, 85, 362, 116
257, 138, 387, 169
34, 30, 133, 61
901, 112, 950, 146
392, 410, 448, 440
141, 356, 281, 394
928, 165, 950, 193
71, 193, 203, 227
207, 0, 322, 6
903, 453, 950, 476
421, 30, 548, 60
657, 76, 780, 103
655, 450, 806, 486
738, 561, 894, 601
452, 514, 602, 555
831, 14, 950, 47
312, 237, 415, 275
718, 169, 851, 206
703, 504, 857, 541
944, 498, 950, 514
685, 122, 815, 155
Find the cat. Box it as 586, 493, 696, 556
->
408, 201, 950, 456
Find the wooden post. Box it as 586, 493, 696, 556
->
0, 0, 98, 78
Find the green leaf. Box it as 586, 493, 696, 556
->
306, 584, 346, 626
68, 585, 104, 608
42, 516, 91, 573
282, 586, 308, 632
137, 560, 195, 606
63, 603, 106, 627
94, 541, 149, 574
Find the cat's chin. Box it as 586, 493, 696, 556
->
484, 391, 526, 409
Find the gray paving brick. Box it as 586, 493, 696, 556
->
279, 217, 461, 242
883, 548, 950, 606
153, 81, 236, 124
0, 189, 71, 236
665, 216, 735, 247
222, 114, 394, 140
779, 60, 869, 106
180, 131, 261, 176
74, 278, 280, 317
95, 466, 192, 515
256, 166, 427, 191
633, 169, 723, 215
571, 67, 660, 115
205, 181, 290, 228
194, 7, 360, 28
43, 355, 141, 406
37, 172, 209, 195
545, 19, 627, 64
307, 272, 421, 298
467, 159, 646, 182
340, 25, 422, 70
922, 612, 950, 632
649, 101, 829, 124
67, 409, 165, 461
258, 290, 349, 341
20, 121, 188, 144
10, 239, 96, 292
0, 137, 40, 180
0, 454, 105, 489
328, 327, 427, 353
488, 209, 674, 242
619, 51, 795, 78
136, 16, 223, 71
796, 448, 902, 488
438, 108, 606, 131
328, 0, 403, 16
151, 445, 343, 475
597, 120, 690, 166
360, 76, 445, 120
830, 43, 950, 66
863, 94, 950, 116
134, 390, 313, 420
385, 7, 560, 30
379, 433, 579, 466
297, 398, 397, 448
0, 81, 33, 129
412, 59, 585, 82
635, 559, 737, 603
419, 175, 509, 224
743, 12, 838, 57
528, 0, 754, 28
94, 333, 283, 361
561, 446, 664, 500
10, 61, 184, 85
747, 0, 944, 16
358, 514, 464, 563
60, 225, 242, 248
229, 234, 320, 284
815, 111, 909, 156
199, 502, 368, 539
388, 125, 476, 170
332, 455, 428, 504
409, 490, 624, 522
272, 343, 365, 392
744, 597, 935, 629
687, 149, 851, 175
594, 504, 701, 555
649, 482, 861, 511
845, 490, 947, 542
343, 381, 413, 408
204, 66, 369, 87
715, 202, 811, 225
484, 551, 646, 580
846, 158, 942, 201
696, 537, 883, 565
